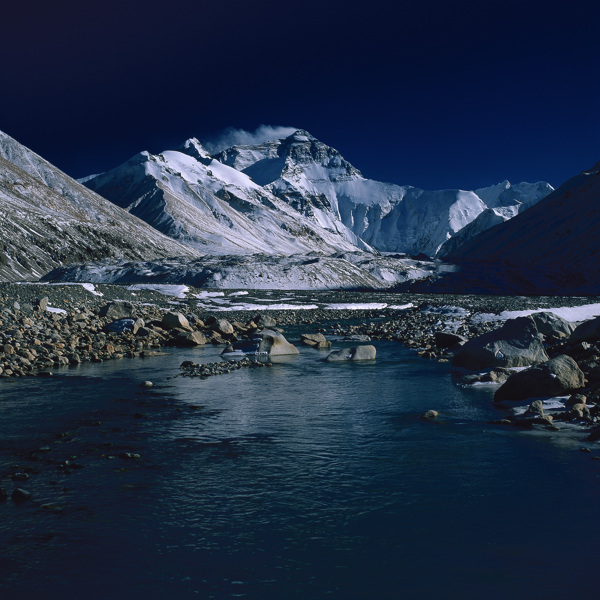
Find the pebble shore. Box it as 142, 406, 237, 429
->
1, 282, 597, 378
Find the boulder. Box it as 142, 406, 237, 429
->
435, 331, 467, 349
570, 316, 600, 344
530, 312, 576, 341
452, 316, 548, 372
105, 318, 144, 334
257, 329, 299, 356
99, 302, 133, 320
256, 314, 277, 328
174, 331, 207, 347
211, 318, 234, 336
161, 312, 191, 331
494, 354, 585, 403
524, 399, 545, 417
34, 296, 49, 312
421, 410, 439, 420
461, 367, 513, 385
300, 333, 332, 349
325, 345, 377, 362
566, 393, 587, 407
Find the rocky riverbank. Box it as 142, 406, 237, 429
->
4, 282, 600, 509
1, 282, 598, 379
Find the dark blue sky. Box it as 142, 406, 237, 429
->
2, 0, 599, 190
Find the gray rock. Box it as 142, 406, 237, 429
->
325, 345, 377, 362
570, 316, 600, 344
174, 330, 207, 346
566, 393, 587, 407
161, 312, 191, 331
494, 354, 585, 403
530, 312, 576, 340
569, 403, 591, 419
452, 316, 548, 372
211, 318, 234, 336
257, 329, 299, 356
485, 367, 514, 384
300, 333, 332, 349
256, 314, 277, 328
524, 399, 545, 417
435, 331, 467, 349
421, 409, 439, 420
99, 302, 133, 320
34, 296, 49, 312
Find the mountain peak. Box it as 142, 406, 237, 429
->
178, 138, 212, 164
284, 129, 316, 142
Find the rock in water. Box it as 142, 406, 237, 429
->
494, 354, 585, 403
434, 331, 467, 349
300, 333, 332, 349
421, 410, 439, 420
452, 316, 548, 371
325, 345, 376, 362
257, 330, 299, 356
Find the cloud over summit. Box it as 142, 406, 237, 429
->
202, 125, 298, 154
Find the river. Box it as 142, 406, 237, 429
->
1, 335, 600, 599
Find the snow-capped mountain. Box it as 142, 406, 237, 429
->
0, 130, 200, 281
84, 137, 371, 256
215, 130, 552, 256
84, 130, 552, 258
436, 160, 600, 294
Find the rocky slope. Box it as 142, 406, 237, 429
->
42, 252, 440, 290
0, 131, 200, 282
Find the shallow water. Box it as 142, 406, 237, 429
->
1, 339, 600, 600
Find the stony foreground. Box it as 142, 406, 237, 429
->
0, 282, 597, 379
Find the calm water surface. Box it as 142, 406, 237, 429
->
1, 339, 600, 599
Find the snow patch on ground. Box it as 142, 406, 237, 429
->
471, 303, 600, 324
325, 303, 388, 310
199, 302, 320, 312
126, 284, 190, 298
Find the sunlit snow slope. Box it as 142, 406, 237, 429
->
86, 130, 552, 258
